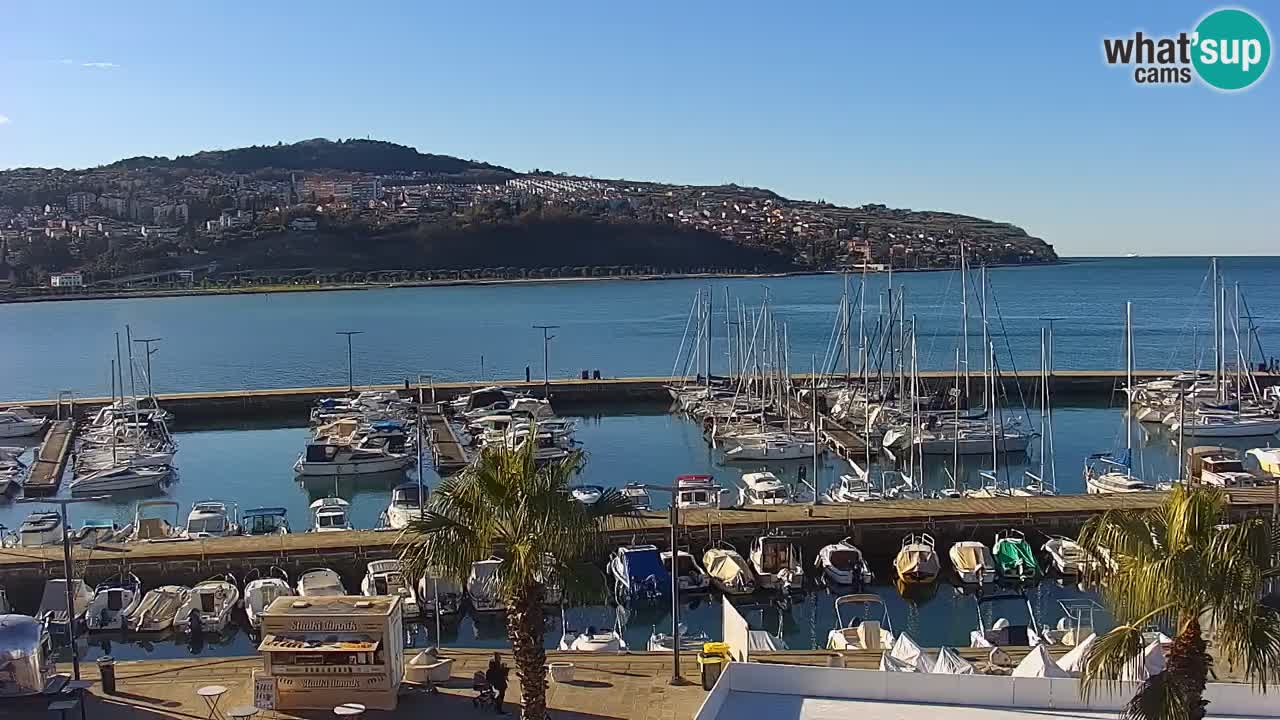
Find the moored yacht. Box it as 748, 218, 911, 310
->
815, 538, 873, 588
183, 501, 239, 539
294, 439, 412, 476
84, 573, 143, 632
1084, 453, 1153, 494
244, 568, 293, 629
467, 557, 505, 612
308, 497, 352, 532
0, 407, 48, 438
17, 511, 62, 547
131, 585, 191, 632
675, 474, 722, 509
174, 575, 240, 634
736, 471, 795, 506
69, 464, 170, 494
361, 559, 420, 616
661, 549, 711, 593
297, 568, 346, 597
384, 482, 427, 529
748, 533, 803, 593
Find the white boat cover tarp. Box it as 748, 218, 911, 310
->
950, 543, 989, 574
1121, 640, 1166, 682
879, 651, 918, 672
1012, 644, 1070, 678
931, 646, 975, 675
746, 630, 786, 653
890, 632, 932, 673
705, 550, 753, 588
1056, 632, 1097, 675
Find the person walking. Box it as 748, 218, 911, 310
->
486, 652, 510, 715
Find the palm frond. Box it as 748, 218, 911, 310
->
1121, 669, 1195, 720
1080, 624, 1146, 701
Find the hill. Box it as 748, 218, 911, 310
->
103, 138, 514, 177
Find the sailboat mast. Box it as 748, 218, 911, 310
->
857, 267, 867, 378
784, 323, 792, 432
704, 288, 713, 388
843, 274, 852, 385
960, 245, 971, 402
980, 265, 989, 409
725, 287, 733, 384
1125, 302, 1133, 458
990, 341, 998, 484
1047, 323, 1057, 493
1212, 259, 1222, 400
1233, 283, 1242, 407
1039, 327, 1047, 482
811, 354, 820, 506
953, 347, 961, 490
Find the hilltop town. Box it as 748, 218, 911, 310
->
0, 139, 1057, 295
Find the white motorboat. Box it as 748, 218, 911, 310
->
558, 607, 628, 652
749, 533, 803, 593
1084, 453, 1153, 494
1188, 446, 1258, 487
824, 468, 883, 503
621, 482, 652, 511
970, 592, 1046, 648
384, 482, 427, 529
84, 573, 143, 632
894, 533, 940, 585
69, 465, 170, 494
608, 545, 670, 603
183, 501, 239, 538
0, 456, 26, 495
241, 507, 290, 536
815, 538, 873, 588
37, 579, 94, 635
309, 497, 352, 532
1042, 536, 1095, 577
723, 432, 816, 461
826, 593, 895, 651
174, 575, 240, 634
702, 543, 756, 595
647, 624, 710, 653
1246, 447, 1280, 479
126, 499, 183, 542
1171, 415, 1280, 438
0, 407, 47, 438
294, 440, 412, 476
418, 572, 464, 617
507, 428, 572, 465
361, 559, 420, 616
570, 484, 605, 506
949, 541, 997, 585
674, 474, 722, 510
244, 568, 294, 629
736, 471, 795, 506
661, 550, 710, 593
17, 511, 62, 547
468, 557, 505, 612
297, 568, 346, 597
131, 585, 191, 632
915, 424, 1034, 456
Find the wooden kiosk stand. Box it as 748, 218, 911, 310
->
257, 596, 404, 711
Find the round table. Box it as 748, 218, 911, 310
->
197, 685, 229, 719
227, 706, 259, 720
333, 702, 366, 717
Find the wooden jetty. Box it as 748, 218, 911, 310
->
2, 486, 1276, 600
22, 419, 75, 495
423, 409, 469, 473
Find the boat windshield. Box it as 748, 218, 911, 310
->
1206, 459, 1246, 473
756, 488, 787, 501
247, 514, 284, 534
828, 549, 859, 570
665, 554, 696, 575
393, 487, 422, 505
187, 517, 226, 534
317, 512, 346, 529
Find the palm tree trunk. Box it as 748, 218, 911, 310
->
1167, 615, 1210, 720
506, 583, 548, 719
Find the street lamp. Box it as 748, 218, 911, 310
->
632, 482, 691, 686
18, 495, 110, 682
132, 337, 162, 399
336, 331, 363, 392
533, 325, 559, 399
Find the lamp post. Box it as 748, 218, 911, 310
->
336, 331, 363, 392
634, 482, 690, 686
18, 495, 109, 682
533, 325, 559, 399
132, 337, 162, 399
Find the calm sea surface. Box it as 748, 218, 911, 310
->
3, 256, 1279, 400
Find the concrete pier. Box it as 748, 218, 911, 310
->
21, 419, 75, 495
423, 408, 468, 473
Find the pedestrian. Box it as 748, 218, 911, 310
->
486, 652, 510, 715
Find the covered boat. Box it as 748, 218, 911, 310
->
361, 559, 420, 616
131, 585, 191, 633
37, 578, 94, 636
815, 538, 873, 588
702, 543, 756, 595
992, 529, 1040, 582
893, 533, 940, 585
948, 540, 996, 585
418, 572, 464, 617
244, 568, 293, 630
85, 573, 143, 632
468, 557, 505, 612
661, 549, 711, 593
608, 545, 670, 603
826, 593, 894, 651
297, 568, 346, 597
174, 575, 240, 634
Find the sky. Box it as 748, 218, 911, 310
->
0, 1, 1276, 256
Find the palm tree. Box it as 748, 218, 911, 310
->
1077, 484, 1280, 719
398, 439, 635, 720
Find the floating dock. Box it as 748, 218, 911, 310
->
21, 419, 75, 496
3, 486, 1276, 601
423, 408, 469, 473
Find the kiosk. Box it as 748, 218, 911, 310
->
257, 596, 404, 711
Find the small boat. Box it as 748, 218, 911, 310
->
621, 483, 652, 511
0, 455, 26, 496
183, 501, 239, 539
723, 432, 816, 461
127, 500, 183, 542
297, 568, 346, 597
569, 484, 605, 506
361, 559, 420, 616
993, 530, 1041, 582
1246, 447, 1280, 479
294, 440, 412, 476
309, 497, 352, 532
37, 579, 94, 635
1084, 453, 1153, 494
701, 543, 756, 595
608, 545, 670, 603
1189, 446, 1258, 487
0, 407, 48, 438
244, 568, 294, 629
418, 572, 464, 617
969, 592, 1045, 648
674, 474, 722, 510
131, 585, 192, 632
84, 573, 143, 632
748, 533, 803, 593
174, 575, 240, 634
826, 593, 895, 651
1042, 536, 1094, 577
17, 511, 62, 547
241, 507, 290, 536
74, 519, 124, 546
69, 464, 170, 494
948, 540, 997, 585
894, 533, 940, 585
468, 557, 505, 613
384, 483, 427, 530
662, 549, 711, 593
824, 469, 883, 503
647, 623, 709, 653
1171, 415, 1280, 438
815, 538, 873, 589
558, 607, 628, 652
736, 471, 796, 506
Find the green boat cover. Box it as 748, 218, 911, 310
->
994, 537, 1040, 579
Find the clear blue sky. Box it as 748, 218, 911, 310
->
1, 1, 1275, 256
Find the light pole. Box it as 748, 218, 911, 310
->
132, 337, 162, 399
18, 495, 109, 682
336, 331, 363, 392
533, 325, 559, 399
634, 482, 689, 686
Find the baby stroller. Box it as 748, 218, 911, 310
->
472, 670, 496, 709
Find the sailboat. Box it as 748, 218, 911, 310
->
1086, 303, 1154, 494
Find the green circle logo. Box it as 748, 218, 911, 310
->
1193, 8, 1271, 90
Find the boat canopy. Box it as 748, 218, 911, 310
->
950, 543, 991, 572
704, 549, 752, 586
244, 507, 287, 518
622, 546, 668, 585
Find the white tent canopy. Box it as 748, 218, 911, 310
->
1011, 644, 1070, 678
931, 646, 975, 675
879, 651, 918, 672
889, 632, 932, 673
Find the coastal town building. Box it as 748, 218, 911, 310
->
48, 271, 83, 288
